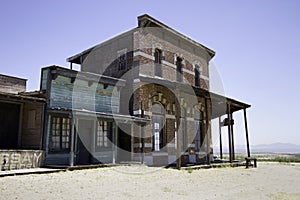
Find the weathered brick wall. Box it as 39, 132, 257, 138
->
133, 29, 211, 90
0, 74, 26, 94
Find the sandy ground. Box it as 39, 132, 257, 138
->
0, 162, 299, 200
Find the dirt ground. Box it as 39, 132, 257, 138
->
0, 162, 299, 200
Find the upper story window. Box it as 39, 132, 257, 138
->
176, 57, 183, 82
154, 48, 162, 77
194, 65, 201, 87
118, 49, 127, 71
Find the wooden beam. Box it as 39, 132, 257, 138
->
230, 113, 235, 161
205, 97, 211, 165
176, 90, 181, 170
141, 101, 145, 164
244, 108, 251, 158
69, 116, 75, 167
219, 117, 223, 159
227, 103, 232, 163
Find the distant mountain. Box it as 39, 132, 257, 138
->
214, 143, 300, 154
250, 143, 300, 154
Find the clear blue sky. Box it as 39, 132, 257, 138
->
1, 0, 299, 146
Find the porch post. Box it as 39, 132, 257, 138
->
141, 102, 145, 164
230, 113, 235, 161
112, 122, 116, 164
176, 89, 181, 170
113, 122, 119, 164
227, 103, 233, 163
219, 117, 223, 159
243, 108, 251, 158
69, 116, 75, 167
205, 97, 211, 165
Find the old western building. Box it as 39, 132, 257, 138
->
67, 14, 251, 167
0, 14, 251, 169
0, 74, 45, 170
40, 66, 148, 166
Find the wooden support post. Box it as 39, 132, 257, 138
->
244, 108, 251, 158
176, 90, 181, 170
141, 102, 145, 164
230, 113, 235, 161
69, 116, 75, 167
219, 117, 223, 160
205, 97, 211, 165
227, 103, 232, 163
112, 122, 116, 164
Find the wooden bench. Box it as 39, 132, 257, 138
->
245, 157, 257, 168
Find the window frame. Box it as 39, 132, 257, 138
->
194, 66, 201, 87
95, 119, 112, 151
176, 57, 183, 82
49, 115, 71, 153
154, 48, 162, 77
152, 102, 165, 151
118, 49, 127, 71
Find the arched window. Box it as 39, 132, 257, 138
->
176, 57, 183, 82
194, 109, 203, 151
194, 65, 201, 87
152, 102, 165, 151
154, 48, 162, 77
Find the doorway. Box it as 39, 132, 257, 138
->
76, 119, 93, 165
0, 102, 20, 149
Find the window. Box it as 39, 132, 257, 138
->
194, 109, 203, 151
152, 103, 165, 151
50, 116, 71, 152
194, 66, 200, 87
154, 48, 162, 77
118, 50, 127, 71
176, 57, 183, 82
96, 120, 112, 150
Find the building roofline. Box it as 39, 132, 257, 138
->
67, 14, 216, 64
137, 14, 215, 59
66, 28, 137, 64
42, 65, 126, 87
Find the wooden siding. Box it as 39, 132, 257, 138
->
40, 68, 49, 91
21, 103, 43, 149
49, 75, 120, 113
0, 74, 26, 94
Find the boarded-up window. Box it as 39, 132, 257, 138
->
27, 110, 36, 129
